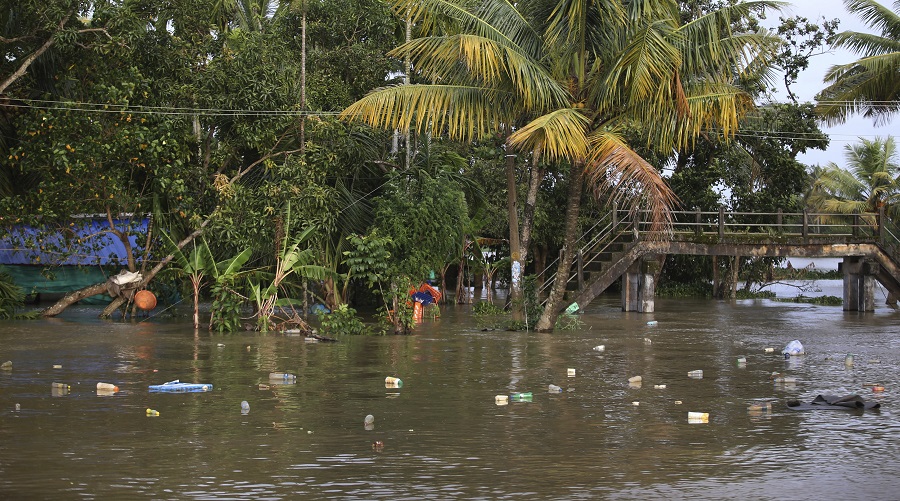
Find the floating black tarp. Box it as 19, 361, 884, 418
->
787, 394, 881, 411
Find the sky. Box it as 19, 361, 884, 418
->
772, 0, 898, 168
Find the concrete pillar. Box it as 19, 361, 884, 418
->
622, 257, 658, 313
841, 257, 876, 312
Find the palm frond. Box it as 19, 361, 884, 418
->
585, 130, 678, 236
507, 108, 590, 161
341, 84, 516, 141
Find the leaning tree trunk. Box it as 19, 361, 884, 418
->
535, 162, 584, 332
44, 221, 211, 318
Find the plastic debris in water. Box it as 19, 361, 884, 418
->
495, 395, 509, 405
593, 345, 605, 352
0, 361, 12, 370
548, 384, 563, 393
688, 370, 703, 379
146, 408, 160, 417
647, 320, 658, 326
688, 411, 709, 423
241, 401, 250, 414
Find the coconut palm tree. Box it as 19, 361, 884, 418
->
808, 136, 900, 221
816, 0, 900, 125
341, 0, 781, 330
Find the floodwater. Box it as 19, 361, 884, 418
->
1, 293, 899, 500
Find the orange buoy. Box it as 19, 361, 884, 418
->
134, 290, 157, 311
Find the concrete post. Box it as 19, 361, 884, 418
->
622, 257, 658, 313
842, 257, 876, 312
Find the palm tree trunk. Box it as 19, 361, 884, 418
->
535, 162, 583, 331
506, 153, 523, 321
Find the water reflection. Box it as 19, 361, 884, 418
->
0, 298, 898, 499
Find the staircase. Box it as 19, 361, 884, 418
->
538, 207, 900, 313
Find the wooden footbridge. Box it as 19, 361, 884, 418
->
549, 208, 900, 313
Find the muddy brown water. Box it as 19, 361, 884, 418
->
1, 293, 899, 500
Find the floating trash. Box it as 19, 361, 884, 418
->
495, 395, 509, 405
241, 401, 250, 414
654, 384, 667, 389
632, 401, 640, 406
845, 354, 854, 367
782, 339, 805, 357
269, 372, 297, 382
52, 364, 62, 369
146, 408, 160, 417
593, 345, 605, 352
97, 382, 119, 392
510, 392, 533, 402
674, 400, 683, 405
737, 357, 747, 366
258, 384, 270, 390
688, 411, 709, 423
628, 375, 643, 384
873, 386, 886, 392
0, 361, 11, 370
567, 368, 576, 377
747, 402, 773, 412
647, 320, 658, 326
384, 376, 403, 387
548, 384, 563, 393
149, 380, 212, 393
687, 370, 703, 379
643, 338, 652, 345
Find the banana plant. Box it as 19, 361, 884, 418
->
249, 204, 333, 331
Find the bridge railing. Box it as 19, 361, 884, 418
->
621, 208, 883, 240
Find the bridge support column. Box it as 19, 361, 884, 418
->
841, 257, 876, 312
622, 257, 659, 312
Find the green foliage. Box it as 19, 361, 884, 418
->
554, 314, 584, 331
472, 301, 505, 316
209, 282, 245, 332
318, 303, 369, 336
657, 280, 714, 298
344, 231, 392, 290
0, 266, 37, 319
778, 295, 843, 306
735, 289, 776, 300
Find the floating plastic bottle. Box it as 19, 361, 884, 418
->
845, 354, 854, 367
241, 401, 250, 414
146, 408, 160, 417
384, 376, 403, 387
269, 372, 297, 381
687, 370, 703, 379
654, 384, 666, 389
593, 345, 605, 352
97, 382, 119, 392
687, 411, 709, 423
747, 402, 773, 412
364, 414, 375, 431
510, 392, 533, 402
548, 384, 563, 393
764, 347, 775, 353
647, 320, 658, 326
737, 357, 747, 366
